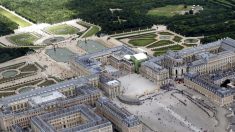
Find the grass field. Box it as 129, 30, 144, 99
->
82, 25, 100, 38
147, 5, 192, 17
0, 6, 31, 27
184, 39, 199, 43
129, 38, 156, 46
46, 24, 79, 35
153, 45, 184, 56
173, 36, 183, 42
147, 40, 174, 48
128, 33, 157, 39
159, 32, 174, 35
8, 33, 38, 46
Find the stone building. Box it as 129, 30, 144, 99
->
152, 38, 235, 79
96, 97, 142, 132
184, 73, 234, 106
31, 104, 113, 132
70, 46, 138, 76
0, 75, 102, 131
140, 57, 170, 90
99, 75, 121, 99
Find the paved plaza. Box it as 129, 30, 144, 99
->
118, 74, 157, 98
113, 84, 229, 132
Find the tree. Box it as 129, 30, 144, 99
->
189, 9, 194, 14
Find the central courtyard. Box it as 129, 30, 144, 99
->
118, 74, 157, 98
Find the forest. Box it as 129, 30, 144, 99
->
0, 15, 30, 63
0, 14, 18, 36
0, 0, 234, 43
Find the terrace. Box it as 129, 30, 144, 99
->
45, 48, 76, 62
44, 24, 80, 35
77, 40, 107, 53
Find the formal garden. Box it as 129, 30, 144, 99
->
0, 61, 58, 98
0, 62, 40, 84
153, 45, 184, 56
7, 33, 40, 46
116, 29, 201, 57
0, 78, 57, 98
45, 24, 80, 35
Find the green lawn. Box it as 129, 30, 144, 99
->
153, 51, 167, 56
111, 29, 155, 37
147, 5, 192, 17
153, 45, 184, 56
8, 33, 39, 46
46, 24, 80, 35
0, 6, 31, 27
147, 40, 174, 48
19, 64, 38, 72
129, 38, 156, 46
82, 25, 100, 38
173, 36, 183, 42
184, 39, 199, 43
128, 33, 157, 39
77, 21, 90, 29
159, 32, 173, 35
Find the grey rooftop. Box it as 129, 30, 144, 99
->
185, 73, 233, 97
166, 38, 235, 59
31, 104, 111, 132
97, 97, 141, 127
141, 57, 167, 73
73, 45, 137, 74
0, 75, 97, 106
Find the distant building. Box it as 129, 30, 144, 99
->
96, 97, 142, 132
31, 104, 113, 132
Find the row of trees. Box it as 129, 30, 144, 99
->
0, 48, 33, 63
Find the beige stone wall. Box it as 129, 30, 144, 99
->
184, 78, 233, 106
96, 105, 142, 132
140, 66, 169, 88
122, 123, 142, 132
48, 112, 86, 130
0, 91, 102, 131
69, 60, 91, 76
99, 82, 120, 99
89, 125, 113, 132
189, 54, 235, 75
